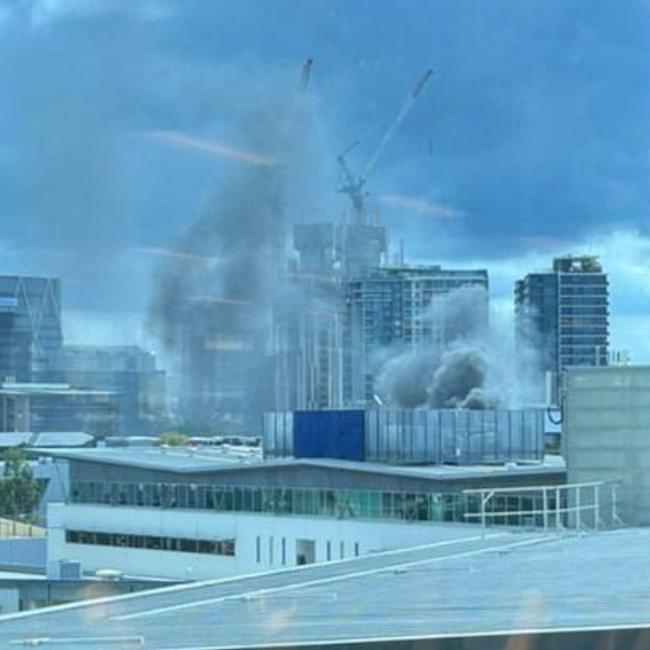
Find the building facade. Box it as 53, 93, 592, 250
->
62, 346, 167, 435
564, 365, 650, 527
515, 255, 609, 403
43, 448, 565, 580
343, 266, 489, 405
0, 276, 63, 384
0, 383, 119, 435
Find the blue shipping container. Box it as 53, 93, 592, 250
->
293, 410, 365, 461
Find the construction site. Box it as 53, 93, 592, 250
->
147, 62, 518, 439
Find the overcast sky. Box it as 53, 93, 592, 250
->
1, 0, 649, 362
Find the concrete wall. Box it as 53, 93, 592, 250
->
564, 366, 650, 526
0, 587, 19, 614
47, 503, 482, 581
0, 538, 46, 571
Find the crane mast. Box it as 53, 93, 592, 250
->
338, 68, 434, 224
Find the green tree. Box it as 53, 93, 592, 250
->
0, 448, 41, 520
159, 432, 188, 447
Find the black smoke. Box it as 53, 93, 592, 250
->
376, 286, 502, 410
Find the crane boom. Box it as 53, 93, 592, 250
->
300, 58, 313, 92
337, 68, 434, 224
361, 68, 434, 181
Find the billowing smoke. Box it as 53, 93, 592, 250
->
375, 285, 525, 410
427, 344, 498, 409
147, 72, 334, 429
375, 349, 439, 408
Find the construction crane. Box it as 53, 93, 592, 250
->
338, 68, 434, 223
300, 58, 313, 92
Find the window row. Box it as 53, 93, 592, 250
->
65, 529, 236, 556
68, 482, 562, 529
70, 481, 473, 522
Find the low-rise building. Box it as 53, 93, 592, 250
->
0, 383, 118, 436
62, 345, 167, 435
41, 447, 565, 580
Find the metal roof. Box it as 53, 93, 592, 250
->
0, 432, 94, 448
31, 447, 565, 480
0, 528, 648, 648
0, 383, 114, 397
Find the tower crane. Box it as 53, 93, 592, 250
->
338, 68, 434, 224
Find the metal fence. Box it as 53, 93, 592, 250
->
0, 516, 45, 539
263, 408, 545, 465
463, 481, 623, 534
365, 409, 544, 464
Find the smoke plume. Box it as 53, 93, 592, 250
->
375, 285, 531, 410
147, 71, 334, 428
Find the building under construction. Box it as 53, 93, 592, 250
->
173, 67, 441, 432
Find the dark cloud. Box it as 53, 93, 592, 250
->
1, 0, 648, 320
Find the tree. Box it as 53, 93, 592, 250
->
159, 432, 188, 447
0, 448, 41, 520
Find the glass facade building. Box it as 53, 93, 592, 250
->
62, 345, 167, 434
0, 276, 63, 383
515, 256, 609, 403
344, 266, 489, 405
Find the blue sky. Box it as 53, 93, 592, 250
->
1, 0, 649, 361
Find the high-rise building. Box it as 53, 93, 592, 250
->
178, 301, 265, 434
62, 345, 167, 435
343, 266, 489, 406
0, 276, 63, 383
269, 225, 345, 412
515, 255, 609, 403
271, 287, 343, 412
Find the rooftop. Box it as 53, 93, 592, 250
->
0, 383, 114, 397
0, 528, 648, 648
33, 446, 565, 479
0, 432, 94, 448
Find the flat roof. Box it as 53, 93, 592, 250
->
0, 383, 115, 397
0, 432, 94, 448
0, 528, 648, 648
33, 447, 565, 480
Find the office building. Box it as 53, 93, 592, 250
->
515, 255, 609, 403
40, 446, 564, 581
0, 276, 63, 383
343, 266, 489, 405
0, 383, 118, 436
62, 346, 167, 435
